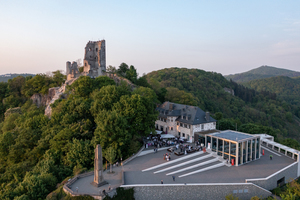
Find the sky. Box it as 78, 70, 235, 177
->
0, 0, 300, 76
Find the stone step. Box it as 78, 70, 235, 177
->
154, 155, 213, 174
178, 163, 225, 178
166, 158, 219, 175
142, 152, 204, 172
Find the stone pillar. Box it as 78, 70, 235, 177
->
91, 144, 108, 187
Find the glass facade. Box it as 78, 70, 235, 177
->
208, 133, 260, 166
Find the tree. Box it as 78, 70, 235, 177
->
117, 63, 129, 77
107, 65, 117, 73
125, 65, 138, 84
104, 146, 116, 173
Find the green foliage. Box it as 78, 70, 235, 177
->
225, 194, 240, 200
65, 139, 93, 170
116, 63, 138, 84
104, 146, 117, 173
165, 87, 199, 105
22, 72, 65, 97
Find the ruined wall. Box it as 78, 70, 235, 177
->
83, 40, 106, 78
66, 61, 80, 81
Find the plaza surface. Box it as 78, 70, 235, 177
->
67, 145, 295, 196
123, 146, 295, 185
69, 166, 123, 196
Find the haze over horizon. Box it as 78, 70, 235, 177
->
1, 1, 300, 76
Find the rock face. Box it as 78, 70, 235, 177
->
223, 87, 234, 96
106, 73, 136, 90
44, 78, 78, 117
31, 78, 78, 118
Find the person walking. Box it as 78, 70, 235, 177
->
172, 176, 175, 181
163, 154, 166, 160
161, 180, 163, 184
270, 155, 273, 160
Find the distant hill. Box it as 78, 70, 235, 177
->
225, 66, 300, 83
244, 76, 300, 107
146, 67, 300, 141
0, 73, 35, 82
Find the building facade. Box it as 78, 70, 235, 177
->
155, 102, 217, 143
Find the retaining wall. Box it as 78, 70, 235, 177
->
121, 183, 271, 200
246, 162, 298, 190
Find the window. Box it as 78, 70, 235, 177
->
177, 122, 179, 125
182, 133, 185, 137
184, 124, 187, 128
180, 123, 183, 127
201, 124, 204, 129
171, 127, 173, 130
178, 132, 181, 136
96, 48, 98, 52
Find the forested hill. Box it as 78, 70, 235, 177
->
146, 67, 300, 140
0, 73, 35, 82
225, 65, 300, 83
244, 76, 300, 108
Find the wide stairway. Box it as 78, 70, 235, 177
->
142, 151, 229, 178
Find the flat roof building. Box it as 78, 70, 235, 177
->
206, 130, 261, 166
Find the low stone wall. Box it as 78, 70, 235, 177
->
121, 183, 271, 200
246, 162, 298, 190
63, 171, 104, 199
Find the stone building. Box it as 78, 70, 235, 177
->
155, 101, 217, 143
83, 40, 106, 78
66, 61, 80, 81
66, 40, 106, 80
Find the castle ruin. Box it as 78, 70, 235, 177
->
66, 40, 106, 80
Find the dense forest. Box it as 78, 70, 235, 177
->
244, 76, 300, 108
146, 67, 300, 144
0, 67, 158, 199
225, 65, 300, 83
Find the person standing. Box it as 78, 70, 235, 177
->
161, 180, 163, 184
172, 176, 175, 181
164, 154, 166, 160
270, 155, 273, 160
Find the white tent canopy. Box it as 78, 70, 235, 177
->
150, 130, 163, 135
160, 134, 175, 139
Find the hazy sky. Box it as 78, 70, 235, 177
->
1, 0, 300, 76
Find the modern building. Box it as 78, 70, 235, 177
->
155, 102, 217, 143
206, 130, 261, 166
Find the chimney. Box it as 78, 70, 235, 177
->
169, 103, 173, 111
206, 112, 210, 122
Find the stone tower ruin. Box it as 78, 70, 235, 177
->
66, 40, 106, 81
83, 40, 106, 78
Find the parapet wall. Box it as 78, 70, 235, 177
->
121, 183, 271, 200
246, 162, 298, 190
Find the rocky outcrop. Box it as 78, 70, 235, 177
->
44, 78, 79, 117
223, 87, 234, 96
31, 73, 134, 118
105, 73, 135, 90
